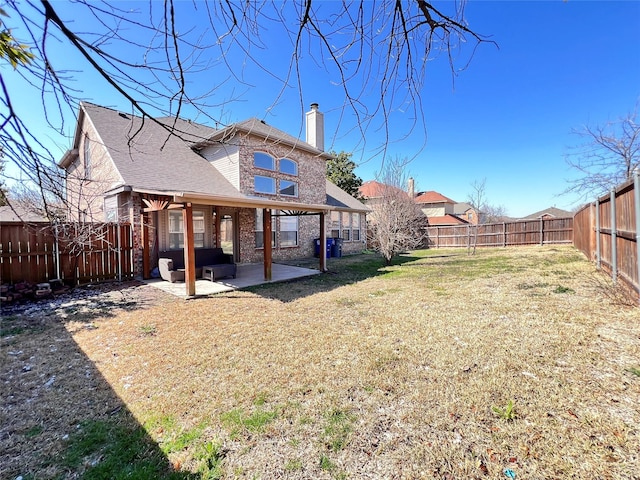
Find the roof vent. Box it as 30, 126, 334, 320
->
118, 112, 129, 120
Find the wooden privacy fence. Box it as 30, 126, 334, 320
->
573, 171, 640, 304
425, 217, 574, 249
0, 222, 134, 285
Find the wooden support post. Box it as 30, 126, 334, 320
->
142, 211, 150, 279
263, 208, 272, 281
214, 207, 221, 248
183, 203, 196, 297
319, 212, 327, 272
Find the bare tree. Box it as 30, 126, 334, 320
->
367, 157, 428, 264
564, 106, 640, 201
1, 0, 492, 217
466, 178, 506, 254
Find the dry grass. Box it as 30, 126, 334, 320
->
2, 246, 639, 479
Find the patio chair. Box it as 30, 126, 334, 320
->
158, 258, 185, 283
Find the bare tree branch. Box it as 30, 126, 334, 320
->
564, 105, 640, 201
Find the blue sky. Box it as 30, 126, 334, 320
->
4, 0, 640, 217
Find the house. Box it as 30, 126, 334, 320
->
453, 202, 479, 224
414, 191, 470, 226
358, 180, 407, 205
521, 207, 573, 220
58, 102, 368, 293
0, 204, 50, 223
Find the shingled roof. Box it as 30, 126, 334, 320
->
326, 181, 369, 212
204, 118, 333, 159
414, 191, 456, 204
59, 102, 362, 213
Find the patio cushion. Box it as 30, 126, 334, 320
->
158, 258, 185, 283
158, 248, 235, 281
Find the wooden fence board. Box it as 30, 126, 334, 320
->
0, 222, 134, 285
426, 217, 573, 249
573, 174, 639, 304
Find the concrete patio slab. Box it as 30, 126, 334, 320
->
145, 262, 321, 298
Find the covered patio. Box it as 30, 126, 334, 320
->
144, 262, 321, 298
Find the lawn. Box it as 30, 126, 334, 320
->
1, 246, 639, 479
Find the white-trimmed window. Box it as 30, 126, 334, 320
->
279, 180, 298, 197
254, 152, 275, 170
169, 210, 205, 249
352, 213, 361, 241
279, 212, 298, 247
341, 212, 351, 241
279, 158, 298, 175
255, 209, 275, 249
330, 211, 340, 238
329, 211, 362, 242
255, 175, 276, 194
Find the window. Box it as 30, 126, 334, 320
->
254, 152, 274, 170
279, 212, 298, 247
279, 158, 298, 175
255, 175, 276, 194
330, 211, 340, 238
83, 134, 91, 178
193, 211, 205, 247
341, 212, 351, 241
352, 214, 361, 241
168, 210, 205, 249
279, 180, 298, 197
255, 209, 275, 248
169, 211, 183, 249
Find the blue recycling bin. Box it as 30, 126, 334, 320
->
331, 238, 343, 257
314, 238, 333, 258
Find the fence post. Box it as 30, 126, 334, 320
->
610, 189, 617, 284
595, 199, 601, 269
634, 168, 640, 305
117, 223, 122, 282
54, 222, 61, 280
503, 222, 506, 247
539, 218, 544, 246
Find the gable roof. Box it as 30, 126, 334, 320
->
204, 118, 333, 160
358, 180, 406, 199
453, 202, 474, 215
68, 102, 242, 198
326, 181, 369, 212
522, 207, 573, 220
415, 191, 456, 204
58, 102, 364, 213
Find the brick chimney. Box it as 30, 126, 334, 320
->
408, 177, 415, 198
305, 103, 324, 151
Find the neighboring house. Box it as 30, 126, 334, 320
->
0, 204, 50, 223
520, 207, 573, 220
414, 190, 470, 226
453, 202, 479, 224
58, 102, 368, 283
